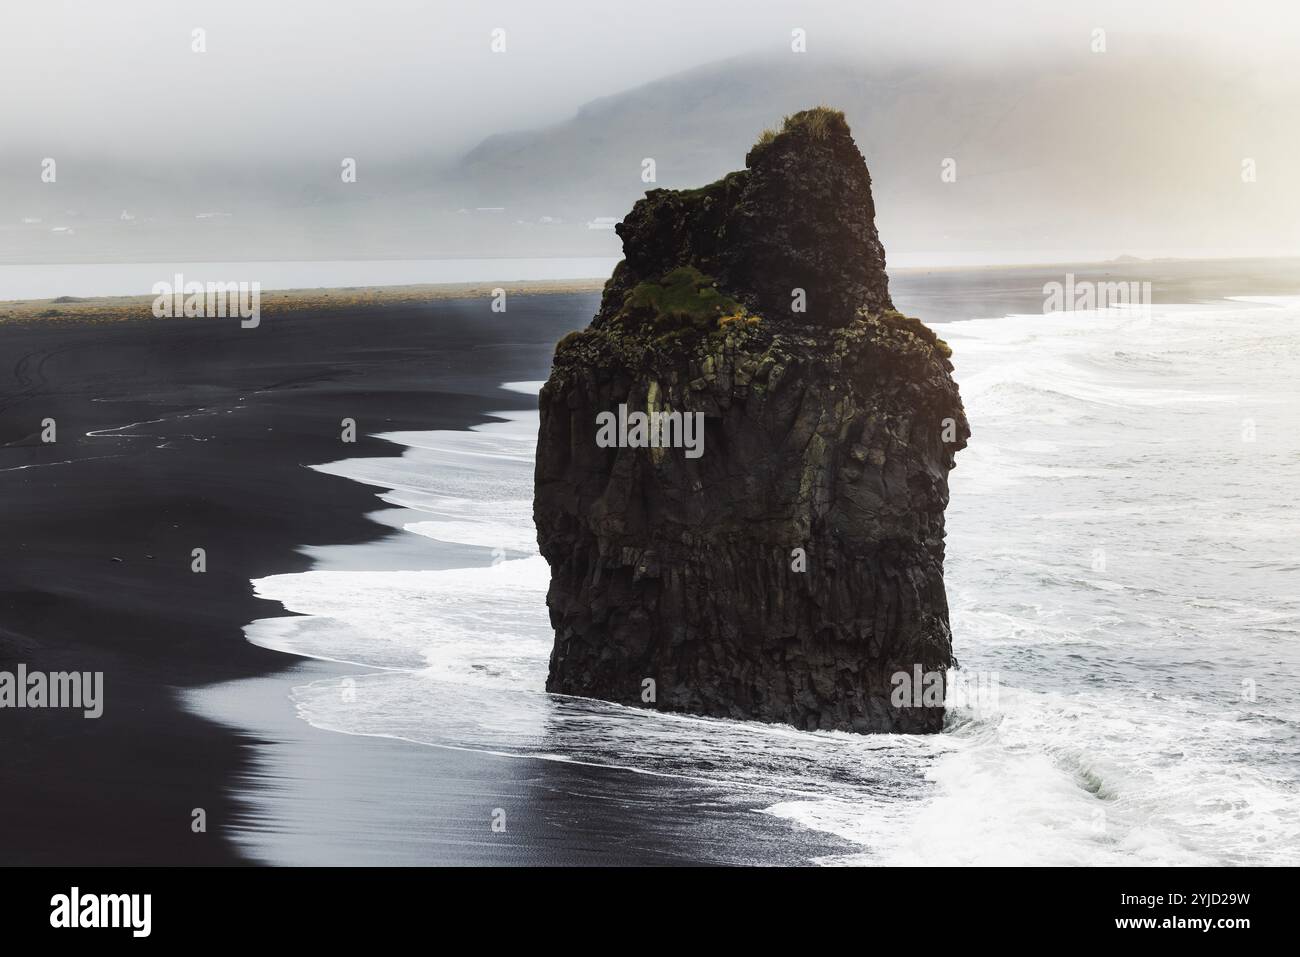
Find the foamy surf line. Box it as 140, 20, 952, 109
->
236, 297, 1300, 866
232, 379, 953, 862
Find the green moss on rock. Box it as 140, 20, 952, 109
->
616, 266, 754, 337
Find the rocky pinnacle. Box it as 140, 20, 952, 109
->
534, 108, 969, 733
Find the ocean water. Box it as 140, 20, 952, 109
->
246, 299, 1300, 866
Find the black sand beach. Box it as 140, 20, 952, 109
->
0, 289, 854, 865
4, 257, 1298, 866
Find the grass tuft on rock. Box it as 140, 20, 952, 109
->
784, 105, 847, 139
753, 106, 849, 152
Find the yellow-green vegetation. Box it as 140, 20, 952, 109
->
617, 266, 756, 337
883, 310, 952, 358
785, 105, 846, 139
754, 106, 848, 150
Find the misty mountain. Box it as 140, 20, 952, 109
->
449, 49, 1300, 264
4, 49, 1296, 265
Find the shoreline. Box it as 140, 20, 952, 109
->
190, 664, 857, 866
0, 294, 599, 863
0, 289, 854, 864
4, 271, 1298, 864
182, 387, 859, 865
5, 253, 1300, 325
0, 278, 609, 324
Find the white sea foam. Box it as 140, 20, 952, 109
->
246, 301, 1300, 865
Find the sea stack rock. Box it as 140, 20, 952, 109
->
534, 108, 969, 733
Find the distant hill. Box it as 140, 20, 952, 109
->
4, 50, 1296, 265
446, 50, 1300, 264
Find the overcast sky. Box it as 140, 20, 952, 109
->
3, 0, 1298, 163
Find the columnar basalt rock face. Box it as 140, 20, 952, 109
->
534, 108, 969, 733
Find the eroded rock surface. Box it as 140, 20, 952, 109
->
535, 109, 968, 732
